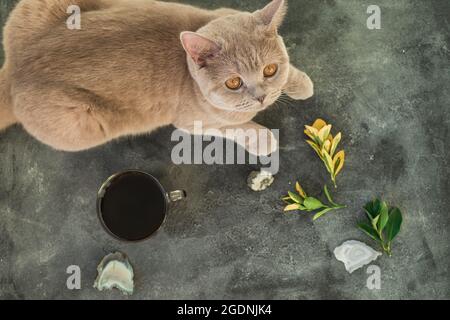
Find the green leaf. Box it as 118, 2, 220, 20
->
385, 208, 403, 242
364, 199, 382, 219
303, 197, 325, 210
323, 185, 338, 206
288, 191, 303, 204
358, 223, 381, 242
313, 208, 334, 221
373, 199, 382, 214
378, 201, 389, 232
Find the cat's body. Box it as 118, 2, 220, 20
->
0, 0, 313, 154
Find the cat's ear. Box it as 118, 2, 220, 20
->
254, 0, 287, 31
180, 32, 221, 67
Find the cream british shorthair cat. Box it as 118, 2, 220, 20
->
0, 0, 313, 155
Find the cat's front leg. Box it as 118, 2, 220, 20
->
283, 65, 314, 100
178, 121, 278, 156
226, 121, 278, 157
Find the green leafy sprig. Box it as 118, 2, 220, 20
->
358, 199, 403, 256
283, 182, 346, 221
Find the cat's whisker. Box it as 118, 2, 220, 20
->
274, 96, 296, 107
278, 98, 296, 107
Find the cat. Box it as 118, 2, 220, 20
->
0, 0, 313, 155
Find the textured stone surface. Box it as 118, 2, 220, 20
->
0, 0, 449, 299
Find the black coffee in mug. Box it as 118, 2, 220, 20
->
97, 171, 186, 242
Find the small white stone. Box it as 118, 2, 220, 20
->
334, 240, 382, 274
247, 170, 275, 192
94, 252, 134, 295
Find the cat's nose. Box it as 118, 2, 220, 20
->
256, 95, 267, 104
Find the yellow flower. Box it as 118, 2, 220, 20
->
304, 119, 346, 187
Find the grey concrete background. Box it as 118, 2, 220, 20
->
0, 0, 449, 300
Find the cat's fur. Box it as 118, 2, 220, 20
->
0, 0, 313, 155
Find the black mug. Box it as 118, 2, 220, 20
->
97, 170, 186, 242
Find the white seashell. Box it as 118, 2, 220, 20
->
334, 240, 382, 274
247, 169, 275, 192
94, 252, 134, 295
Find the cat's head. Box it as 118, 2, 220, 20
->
181, 0, 290, 113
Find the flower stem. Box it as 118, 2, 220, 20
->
331, 176, 337, 188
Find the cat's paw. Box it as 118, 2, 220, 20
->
284, 72, 314, 100
245, 130, 278, 157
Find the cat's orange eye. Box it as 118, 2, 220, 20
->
225, 77, 243, 90
263, 64, 278, 77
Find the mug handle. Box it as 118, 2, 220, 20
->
167, 190, 187, 203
